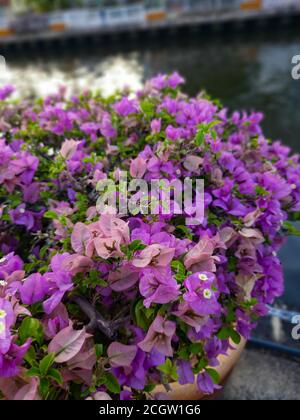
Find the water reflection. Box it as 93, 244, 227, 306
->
0, 54, 144, 97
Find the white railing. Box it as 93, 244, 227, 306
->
100, 4, 146, 27
262, 0, 300, 11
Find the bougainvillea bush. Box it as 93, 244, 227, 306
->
0, 74, 300, 400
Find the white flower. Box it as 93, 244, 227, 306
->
0, 256, 7, 264
0, 309, 7, 319
0, 321, 5, 334
203, 289, 212, 300
0, 280, 7, 287
198, 273, 208, 282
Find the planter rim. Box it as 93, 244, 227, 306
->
152, 338, 246, 400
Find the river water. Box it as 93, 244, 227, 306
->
1, 25, 300, 312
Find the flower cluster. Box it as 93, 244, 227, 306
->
0, 73, 299, 400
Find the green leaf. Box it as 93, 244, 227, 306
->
129, 240, 147, 253
158, 358, 178, 381
255, 186, 269, 197
217, 327, 231, 340
144, 383, 156, 393
104, 373, 121, 394
43, 210, 58, 220
26, 367, 41, 377
206, 368, 221, 385
141, 100, 155, 116
178, 346, 190, 361
39, 378, 50, 400
95, 344, 104, 358
19, 317, 44, 345
24, 346, 37, 367
229, 329, 241, 345
283, 221, 300, 237
39, 353, 55, 376
171, 260, 187, 283
134, 300, 153, 330
190, 343, 203, 355
47, 368, 63, 385
217, 327, 241, 345
176, 225, 193, 241
193, 358, 208, 374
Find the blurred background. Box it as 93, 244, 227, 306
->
0, 0, 300, 398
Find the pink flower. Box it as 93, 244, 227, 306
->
184, 237, 218, 273
108, 264, 139, 292
60, 139, 80, 160
94, 237, 124, 260
132, 244, 175, 268
138, 315, 176, 357
48, 322, 91, 364
150, 119, 161, 134
130, 157, 147, 178
107, 342, 137, 368
71, 216, 130, 259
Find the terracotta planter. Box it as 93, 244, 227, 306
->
152, 339, 246, 400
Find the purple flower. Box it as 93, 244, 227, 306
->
165, 125, 181, 141
139, 268, 180, 308
0, 253, 23, 278
9, 205, 44, 232
0, 340, 31, 378
43, 271, 73, 314
168, 72, 185, 89
113, 97, 138, 117
112, 348, 147, 390
138, 315, 176, 357
197, 371, 221, 395
177, 360, 194, 385
100, 113, 117, 139
149, 74, 167, 90
183, 272, 221, 316
20, 273, 48, 305
0, 298, 14, 355
151, 118, 162, 134
0, 85, 15, 101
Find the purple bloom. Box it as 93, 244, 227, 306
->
0, 340, 31, 378
0, 85, 15, 101
113, 97, 138, 117
177, 360, 194, 385
112, 348, 147, 390
0, 298, 14, 355
149, 74, 167, 90
197, 371, 221, 395
43, 271, 73, 314
168, 72, 185, 89
151, 118, 162, 134
165, 125, 181, 141
20, 273, 48, 305
9, 205, 44, 232
139, 267, 180, 308
100, 113, 117, 139
0, 253, 23, 278
183, 272, 221, 316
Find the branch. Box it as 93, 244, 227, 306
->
72, 296, 130, 340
